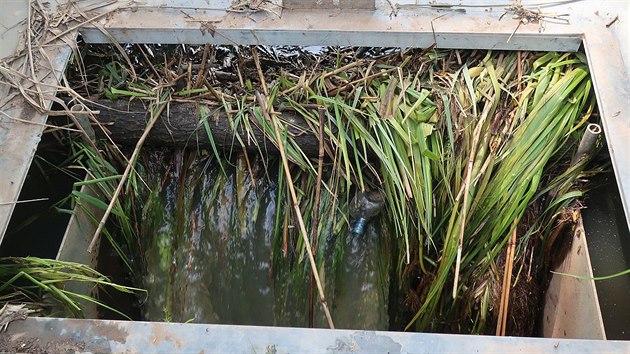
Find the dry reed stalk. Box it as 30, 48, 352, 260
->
252, 47, 269, 97
309, 106, 325, 328
453, 100, 493, 298
0, 198, 48, 206
496, 221, 517, 336
256, 91, 335, 329
194, 44, 210, 89
87, 97, 169, 253
282, 210, 289, 258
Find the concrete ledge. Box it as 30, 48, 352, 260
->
2, 317, 629, 353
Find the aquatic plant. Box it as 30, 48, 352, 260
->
62, 45, 603, 333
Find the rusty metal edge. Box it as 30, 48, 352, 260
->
0, 31, 77, 246
1, 317, 629, 353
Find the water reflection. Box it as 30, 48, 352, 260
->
136, 150, 391, 329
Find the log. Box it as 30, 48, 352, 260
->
89, 99, 323, 155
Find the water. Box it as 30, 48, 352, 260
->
135, 149, 393, 329
581, 172, 630, 340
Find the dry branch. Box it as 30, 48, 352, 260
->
256, 91, 335, 329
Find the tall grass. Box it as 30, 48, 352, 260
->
249, 49, 598, 332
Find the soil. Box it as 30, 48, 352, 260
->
0, 333, 86, 354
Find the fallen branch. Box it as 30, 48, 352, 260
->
76, 99, 327, 156
87, 94, 170, 253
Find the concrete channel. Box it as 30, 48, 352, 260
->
0, 1, 628, 352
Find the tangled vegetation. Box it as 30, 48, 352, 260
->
57, 44, 605, 334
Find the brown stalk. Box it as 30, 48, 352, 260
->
309, 106, 325, 328
194, 44, 210, 89
255, 91, 335, 329
281, 59, 366, 97
517, 51, 523, 92
26, 2, 45, 108
137, 44, 161, 80
186, 60, 193, 90
242, 146, 256, 186
282, 208, 289, 258
496, 221, 517, 336
87, 95, 169, 253
251, 47, 268, 97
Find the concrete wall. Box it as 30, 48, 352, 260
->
0, 0, 28, 59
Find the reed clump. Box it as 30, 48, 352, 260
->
62, 45, 604, 333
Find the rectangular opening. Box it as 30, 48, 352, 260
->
0, 2, 621, 352
6, 41, 628, 340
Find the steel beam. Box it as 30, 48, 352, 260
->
78, 4, 583, 51
284, 0, 376, 10
0, 32, 76, 245
2, 317, 629, 353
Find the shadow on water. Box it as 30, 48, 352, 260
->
1, 133, 78, 258
581, 171, 630, 340
135, 149, 397, 329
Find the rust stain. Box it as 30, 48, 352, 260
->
151, 323, 184, 349
91, 321, 129, 344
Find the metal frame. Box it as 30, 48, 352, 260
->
0, 33, 76, 244
1, 0, 628, 245
3, 317, 629, 353
0, 0, 628, 352
55, 181, 104, 319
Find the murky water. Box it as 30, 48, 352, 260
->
581, 172, 630, 340
135, 149, 392, 329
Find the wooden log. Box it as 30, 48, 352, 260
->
90, 100, 323, 155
